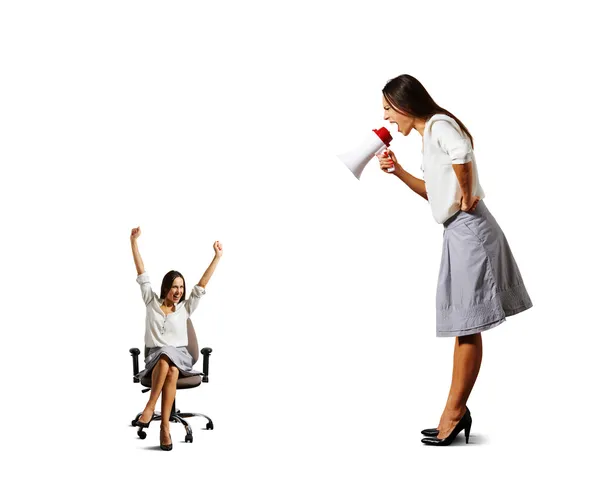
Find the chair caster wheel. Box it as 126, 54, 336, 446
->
137, 430, 147, 439
131, 420, 138, 427
185, 434, 193, 443
206, 422, 214, 430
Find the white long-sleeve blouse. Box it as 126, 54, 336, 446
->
136, 272, 206, 348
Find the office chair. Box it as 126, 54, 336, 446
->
129, 318, 213, 443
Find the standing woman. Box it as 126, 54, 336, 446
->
130, 226, 223, 450
377, 74, 532, 446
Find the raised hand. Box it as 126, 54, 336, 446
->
131, 226, 142, 241
213, 241, 223, 258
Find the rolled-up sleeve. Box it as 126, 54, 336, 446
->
136, 273, 155, 306
432, 120, 473, 164
185, 285, 206, 315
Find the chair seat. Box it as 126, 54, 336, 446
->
141, 374, 204, 389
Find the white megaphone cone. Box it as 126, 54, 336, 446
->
337, 127, 394, 180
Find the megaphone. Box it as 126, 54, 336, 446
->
337, 127, 394, 180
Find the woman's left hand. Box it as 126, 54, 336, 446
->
460, 196, 480, 212
213, 241, 223, 258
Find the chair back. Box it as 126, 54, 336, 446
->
186, 318, 199, 365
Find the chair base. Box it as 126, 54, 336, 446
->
131, 409, 213, 442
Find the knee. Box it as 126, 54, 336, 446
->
167, 365, 179, 378
458, 333, 482, 345
158, 354, 173, 368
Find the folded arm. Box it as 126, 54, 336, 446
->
452, 162, 474, 205
433, 120, 476, 206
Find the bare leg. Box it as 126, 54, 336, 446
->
437, 336, 461, 429
159, 365, 179, 446
139, 356, 171, 423
437, 333, 483, 439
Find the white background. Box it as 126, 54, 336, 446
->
1, 0, 599, 477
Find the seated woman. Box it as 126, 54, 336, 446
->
130, 226, 223, 450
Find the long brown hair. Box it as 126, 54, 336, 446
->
160, 270, 186, 301
382, 74, 474, 148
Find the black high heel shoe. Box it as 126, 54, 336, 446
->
421, 428, 439, 437
160, 429, 173, 451
421, 408, 472, 446
135, 410, 155, 428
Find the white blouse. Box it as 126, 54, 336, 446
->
421, 114, 485, 224
136, 272, 206, 348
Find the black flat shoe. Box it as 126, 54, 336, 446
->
421, 408, 472, 446
160, 433, 173, 451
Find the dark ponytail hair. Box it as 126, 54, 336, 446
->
382, 74, 474, 148
160, 270, 186, 301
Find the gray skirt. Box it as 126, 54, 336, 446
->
436, 200, 532, 337
135, 345, 202, 381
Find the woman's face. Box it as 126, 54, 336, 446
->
166, 277, 184, 304
383, 96, 414, 136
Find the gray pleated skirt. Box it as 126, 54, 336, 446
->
135, 345, 202, 381
436, 200, 532, 337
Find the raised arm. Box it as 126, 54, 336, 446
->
197, 241, 223, 288
130, 227, 145, 275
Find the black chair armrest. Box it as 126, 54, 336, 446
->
200, 347, 212, 383
129, 348, 140, 383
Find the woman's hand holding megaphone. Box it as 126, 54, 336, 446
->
377, 149, 399, 174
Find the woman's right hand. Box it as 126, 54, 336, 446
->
131, 226, 141, 241
377, 149, 400, 174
